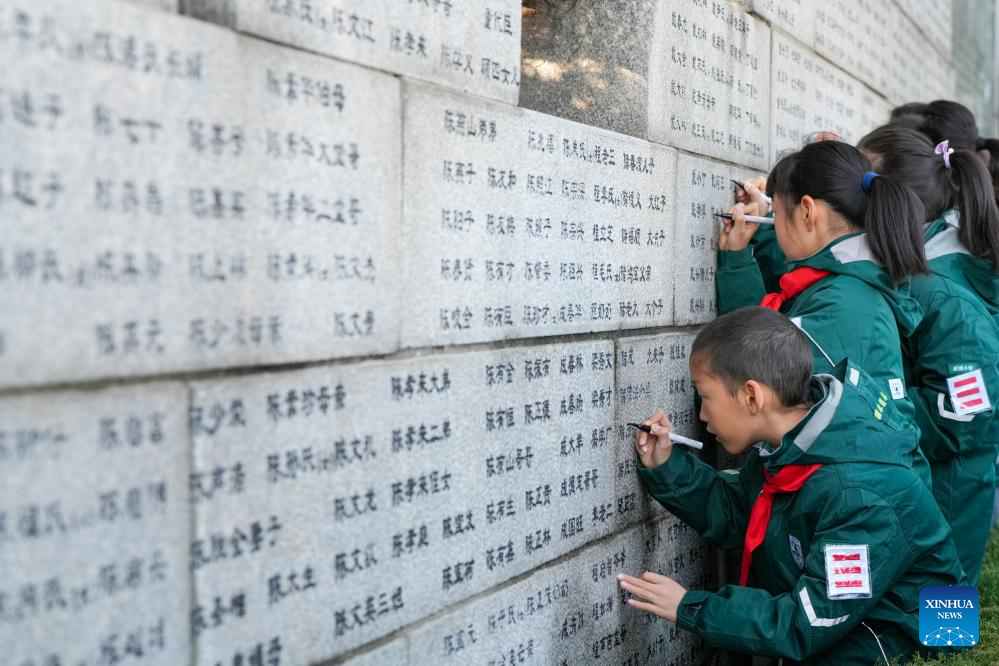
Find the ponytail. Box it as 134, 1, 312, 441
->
976, 137, 999, 210
768, 140, 929, 284
859, 125, 999, 271
887, 99, 999, 209
863, 174, 930, 283
889, 100, 979, 151
889, 102, 930, 131
950, 150, 999, 269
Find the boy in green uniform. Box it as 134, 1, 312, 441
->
619, 307, 963, 664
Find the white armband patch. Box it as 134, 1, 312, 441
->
824, 544, 872, 599
888, 378, 905, 400
947, 369, 992, 416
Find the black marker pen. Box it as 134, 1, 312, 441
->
713, 212, 774, 225
626, 423, 704, 449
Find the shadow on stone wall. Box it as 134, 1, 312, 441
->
521, 0, 657, 139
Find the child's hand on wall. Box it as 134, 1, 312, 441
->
616, 571, 688, 622
634, 409, 674, 468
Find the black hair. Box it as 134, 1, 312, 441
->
889, 100, 979, 150
766, 140, 929, 284
889, 99, 999, 205
691, 306, 812, 406
859, 125, 999, 269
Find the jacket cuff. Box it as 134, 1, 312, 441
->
676, 590, 711, 632
749, 218, 776, 244
635, 448, 695, 496
717, 246, 755, 269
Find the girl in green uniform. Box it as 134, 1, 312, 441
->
888, 100, 999, 527
716, 140, 932, 484
890, 99, 999, 205
857, 124, 999, 584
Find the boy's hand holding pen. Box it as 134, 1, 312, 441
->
630, 410, 686, 468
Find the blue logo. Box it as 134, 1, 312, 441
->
919, 586, 979, 647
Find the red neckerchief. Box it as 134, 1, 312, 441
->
739, 463, 823, 586
760, 267, 832, 310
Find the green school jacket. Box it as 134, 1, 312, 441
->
903, 270, 999, 463
748, 223, 785, 294
637, 362, 964, 664
716, 233, 930, 485
914, 211, 999, 580
924, 210, 999, 318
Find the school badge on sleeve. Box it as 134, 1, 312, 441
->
946, 369, 991, 415
920, 586, 979, 647
823, 544, 871, 599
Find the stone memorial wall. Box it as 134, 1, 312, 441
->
0, 1, 978, 665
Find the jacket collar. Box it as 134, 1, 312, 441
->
786, 233, 923, 336
759, 361, 919, 471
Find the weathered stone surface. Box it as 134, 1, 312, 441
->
613, 331, 703, 530
0, 3, 979, 666
0, 0, 401, 389
952, 1, 996, 136
140, 0, 177, 10
646, 2, 771, 169
401, 81, 676, 348
123, 0, 176, 9
672, 153, 757, 324
815, 0, 954, 106
770, 30, 898, 163
751, 0, 815, 46
771, 31, 862, 158
0, 383, 192, 666
858, 85, 891, 142
185, 0, 522, 104
889, 4, 955, 105
406, 519, 714, 666
814, 0, 892, 95
520, 0, 660, 140
334, 638, 410, 666
895, 0, 953, 60
522, 1, 771, 169
190, 339, 617, 662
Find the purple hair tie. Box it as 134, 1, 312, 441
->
934, 139, 954, 169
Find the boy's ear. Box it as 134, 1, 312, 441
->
741, 379, 766, 415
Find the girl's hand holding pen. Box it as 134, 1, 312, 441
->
733, 175, 770, 214
718, 201, 762, 251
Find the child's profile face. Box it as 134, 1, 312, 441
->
690, 360, 754, 455
772, 194, 810, 260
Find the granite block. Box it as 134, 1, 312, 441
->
0, 383, 192, 665
402, 81, 677, 348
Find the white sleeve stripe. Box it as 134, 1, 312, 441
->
937, 393, 975, 422
799, 588, 850, 627
789, 319, 835, 367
